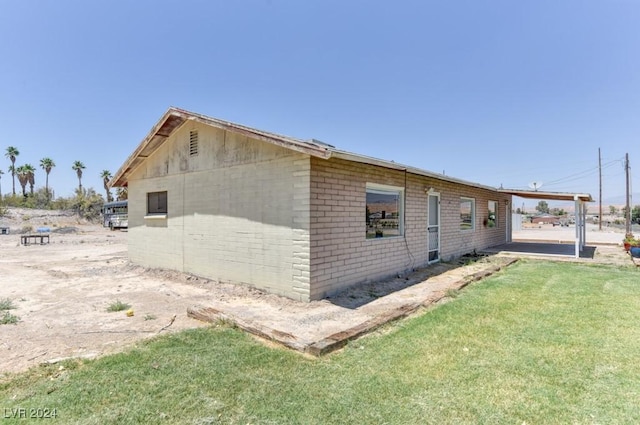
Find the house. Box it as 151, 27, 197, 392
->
531, 214, 562, 225
110, 107, 512, 302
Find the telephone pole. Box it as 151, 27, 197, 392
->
625, 153, 631, 236
598, 148, 602, 231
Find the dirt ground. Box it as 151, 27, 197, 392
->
1, 208, 635, 377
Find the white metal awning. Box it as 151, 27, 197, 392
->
499, 189, 594, 258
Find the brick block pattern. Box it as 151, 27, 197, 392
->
309, 157, 510, 300
128, 122, 312, 301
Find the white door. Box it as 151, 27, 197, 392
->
505, 201, 512, 242
428, 193, 440, 263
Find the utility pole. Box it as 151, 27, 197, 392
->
625, 153, 631, 236
599, 148, 602, 231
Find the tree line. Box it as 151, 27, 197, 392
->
1, 146, 126, 205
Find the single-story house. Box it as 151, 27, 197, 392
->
531, 214, 562, 225
110, 107, 513, 301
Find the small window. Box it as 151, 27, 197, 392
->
488, 201, 498, 228
189, 130, 198, 156
147, 191, 168, 215
460, 197, 475, 231
366, 183, 404, 239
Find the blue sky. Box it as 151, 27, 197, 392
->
0, 1, 638, 206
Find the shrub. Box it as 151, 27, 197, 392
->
0, 298, 16, 310
71, 188, 105, 222
0, 311, 20, 325
106, 300, 131, 312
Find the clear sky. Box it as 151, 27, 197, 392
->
0, 1, 638, 206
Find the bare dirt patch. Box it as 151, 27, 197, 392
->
1, 208, 633, 376
0, 216, 217, 377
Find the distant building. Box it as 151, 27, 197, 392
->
531, 214, 561, 225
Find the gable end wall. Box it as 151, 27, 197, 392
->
127, 121, 311, 301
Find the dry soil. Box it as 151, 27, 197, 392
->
0, 208, 634, 377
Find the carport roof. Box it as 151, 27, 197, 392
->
498, 189, 593, 202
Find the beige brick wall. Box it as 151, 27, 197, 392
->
127, 122, 312, 301
309, 157, 510, 300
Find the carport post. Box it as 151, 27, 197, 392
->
574, 196, 580, 258
583, 202, 587, 249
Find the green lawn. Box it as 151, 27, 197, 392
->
2, 261, 640, 424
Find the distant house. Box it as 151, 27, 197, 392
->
111, 107, 512, 301
531, 214, 561, 225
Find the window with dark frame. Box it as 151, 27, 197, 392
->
147, 191, 168, 215
460, 197, 475, 231
365, 183, 404, 239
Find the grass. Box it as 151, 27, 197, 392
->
2, 261, 640, 424
106, 300, 131, 312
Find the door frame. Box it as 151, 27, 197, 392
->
427, 192, 441, 264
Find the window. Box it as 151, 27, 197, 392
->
366, 183, 404, 238
147, 191, 168, 215
189, 130, 198, 156
488, 200, 498, 228
460, 197, 475, 231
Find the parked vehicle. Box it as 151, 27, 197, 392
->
102, 200, 128, 230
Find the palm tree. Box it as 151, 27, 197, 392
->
16, 165, 29, 198
72, 161, 85, 191
5, 146, 19, 195
100, 170, 113, 202
116, 187, 128, 201
23, 164, 36, 195
40, 157, 56, 201
0, 169, 4, 199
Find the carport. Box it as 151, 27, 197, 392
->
495, 189, 594, 258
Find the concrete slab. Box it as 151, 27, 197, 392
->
189, 256, 519, 356
483, 242, 596, 258
188, 242, 635, 356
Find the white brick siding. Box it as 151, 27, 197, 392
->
309, 157, 509, 300
127, 122, 311, 301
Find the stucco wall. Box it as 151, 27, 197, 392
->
127, 121, 311, 301
309, 157, 510, 300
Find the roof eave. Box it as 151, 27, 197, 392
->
331, 150, 500, 192
498, 189, 593, 202
110, 108, 186, 188
109, 107, 332, 188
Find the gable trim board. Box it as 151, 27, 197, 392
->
108, 108, 568, 301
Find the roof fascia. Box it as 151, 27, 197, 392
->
331, 150, 500, 193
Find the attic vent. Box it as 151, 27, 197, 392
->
189, 130, 199, 156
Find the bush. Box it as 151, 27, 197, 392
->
2, 194, 23, 207
0, 311, 19, 325
106, 300, 131, 312
70, 188, 105, 222
1, 186, 105, 222
0, 297, 16, 310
